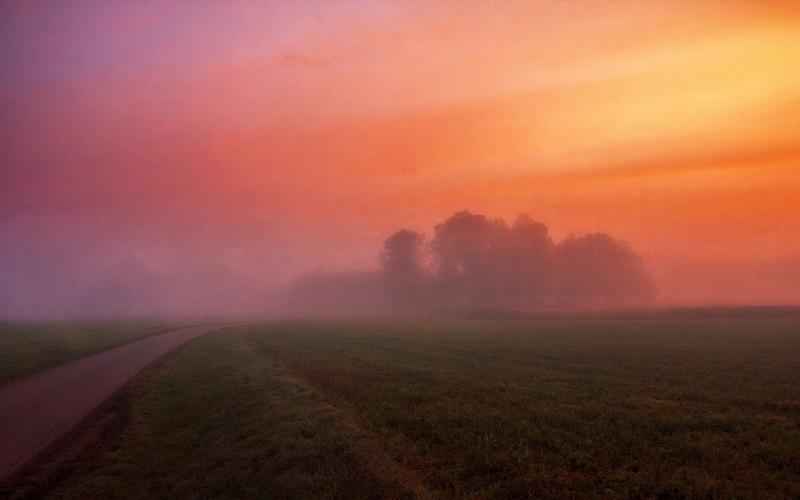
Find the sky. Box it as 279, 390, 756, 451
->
2, 0, 799, 315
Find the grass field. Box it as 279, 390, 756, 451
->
0, 321, 172, 386
36, 315, 800, 499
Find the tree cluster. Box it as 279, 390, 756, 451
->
383, 211, 655, 313
289, 210, 656, 316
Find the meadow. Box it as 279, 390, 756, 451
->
24, 313, 800, 499
0, 321, 172, 386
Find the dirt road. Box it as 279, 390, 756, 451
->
0, 325, 219, 480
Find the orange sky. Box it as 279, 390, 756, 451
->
4, 0, 800, 306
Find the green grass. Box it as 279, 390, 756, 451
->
44, 329, 415, 500
43, 315, 800, 499
0, 321, 173, 385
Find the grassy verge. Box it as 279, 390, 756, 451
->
0, 321, 173, 386
40, 316, 800, 499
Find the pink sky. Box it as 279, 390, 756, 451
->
3, 1, 800, 315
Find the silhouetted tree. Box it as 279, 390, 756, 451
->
498, 214, 555, 308
554, 233, 656, 308
381, 229, 426, 311
429, 211, 502, 308
428, 211, 558, 309
382, 230, 425, 277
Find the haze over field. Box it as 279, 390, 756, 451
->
3, 1, 799, 317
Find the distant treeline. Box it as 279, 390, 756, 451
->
287, 210, 656, 315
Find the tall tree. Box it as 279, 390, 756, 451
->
381, 229, 426, 311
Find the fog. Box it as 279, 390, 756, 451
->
3, 199, 799, 320
0, 215, 292, 319
2, 209, 657, 320
2, 204, 799, 320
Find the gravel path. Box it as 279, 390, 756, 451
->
0, 325, 219, 480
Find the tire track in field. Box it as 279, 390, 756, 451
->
262, 353, 435, 500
